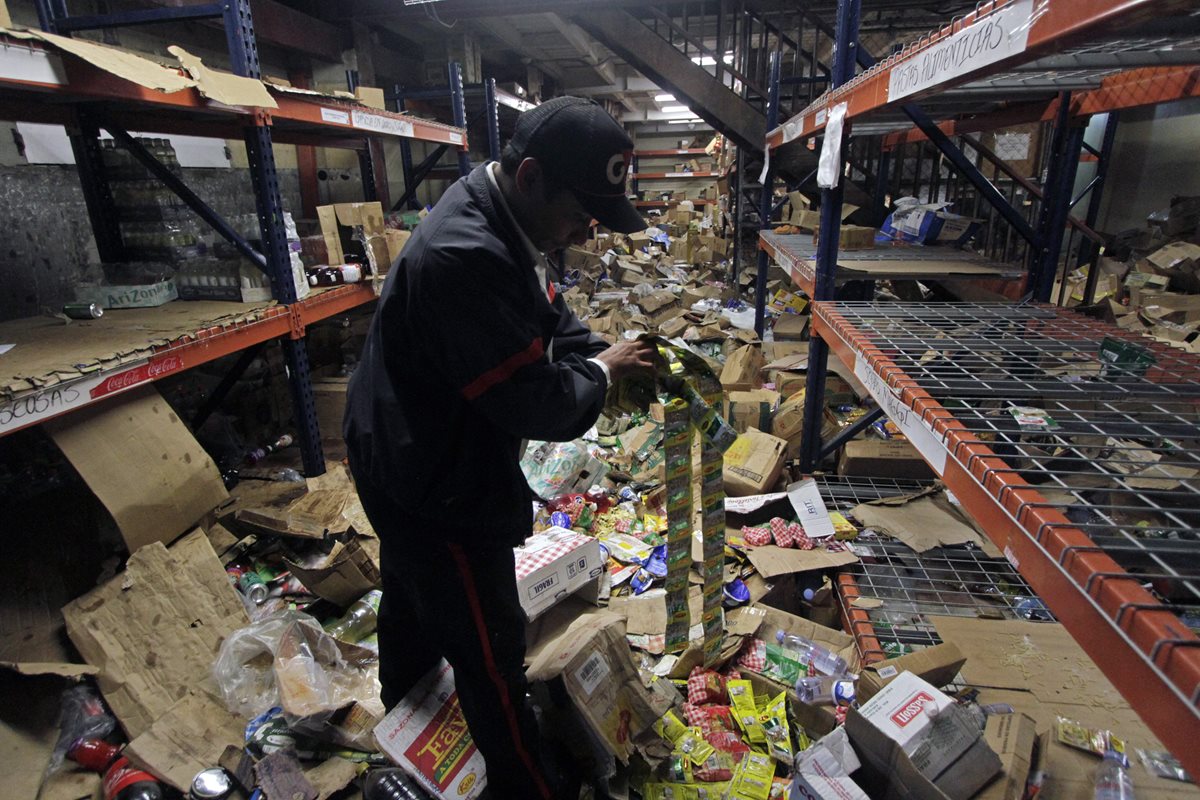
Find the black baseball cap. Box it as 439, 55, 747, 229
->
508, 96, 646, 234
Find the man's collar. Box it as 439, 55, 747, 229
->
485, 162, 541, 264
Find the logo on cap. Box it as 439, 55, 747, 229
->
606, 152, 629, 185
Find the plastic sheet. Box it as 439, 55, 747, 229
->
213, 610, 382, 748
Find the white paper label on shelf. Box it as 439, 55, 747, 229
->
787, 478, 835, 539
320, 107, 350, 125
781, 115, 806, 144
887, 0, 1034, 101
350, 109, 414, 138
0, 46, 66, 85
1004, 545, 1019, 570
853, 352, 948, 475
448, 131, 464, 144
815, 108, 827, 126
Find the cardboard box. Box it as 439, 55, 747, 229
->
976, 713, 1037, 800
881, 200, 982, 246
354, 86, 386, 109
847, 672, 1001, 800
374, 661, 486, 800
285, 539, 380, 607
725, 389, 780, 434
526, 612, 676, 762
720, 344, 766, 392
514, 527, 603, 621
858, 643, 966, 702
723, 428, 787, 496
1144, 241, 1200, 293
839, 439, 935, 480
771, 390, 806, 442
317, 202, 388, 271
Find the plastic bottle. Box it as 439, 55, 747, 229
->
776, 629, 849, 677
69, 739, 164, 800
795, 674, 857, 706
1094, 750, 1135, 800
246, 433, 294, 465
363, 767, 434, 800
326, 589, 383, 643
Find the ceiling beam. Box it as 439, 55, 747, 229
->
567, 77, 660, 95
547, 14, 640, 113
343, 0, 649, 22
473, 16, 565, 82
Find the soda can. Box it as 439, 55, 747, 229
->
238, 571, 269, 605
62, 302, 103, 320
190, 767, 234, 799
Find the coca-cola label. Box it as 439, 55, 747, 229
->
890, 691, 935, 727
90, 356, 184, 399
103, 757, 157, 798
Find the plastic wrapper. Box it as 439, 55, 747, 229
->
213, 610, 383, 749
521, 440, 608, 499
759, 692, 792, 764
727, 680, 766, 745
1138, 749, 1193, 783
46, 685, 115, 776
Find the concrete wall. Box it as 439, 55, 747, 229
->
1097, 97, 1200, 234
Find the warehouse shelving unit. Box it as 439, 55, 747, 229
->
757, 232, 1022, 298
630, 147, 716, 210
0, 2, 467, 476
759, 0, 1200, 775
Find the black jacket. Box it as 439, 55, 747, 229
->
344, 165, 609, 543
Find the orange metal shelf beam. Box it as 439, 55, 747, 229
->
880, 66, 1200, 149
767, 0, 1194, 149
836, 573, 887, 665
813, 302, 1200, 778
0, 35, 468, 148
758, 232, 815, 297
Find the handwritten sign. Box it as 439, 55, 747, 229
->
888, 0, 1033, 102
853, 353, 948, 475
350, 109, 415, 138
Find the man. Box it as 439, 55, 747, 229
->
344, 97, 657, 799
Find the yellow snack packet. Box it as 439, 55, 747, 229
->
728, 680, 767, 745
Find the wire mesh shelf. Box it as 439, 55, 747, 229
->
814, 301, 1200, 775
814, 475, 1043, 659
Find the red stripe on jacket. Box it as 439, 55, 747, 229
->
461, 337, 545, 401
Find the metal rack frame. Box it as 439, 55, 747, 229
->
815, 302, 1200, 775
11, 1, 468, 476
391, 72, 534, 211
750, 0, 1200, 773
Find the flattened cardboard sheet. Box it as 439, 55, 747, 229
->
61, 530, 249, 738
47, 385, 228, 551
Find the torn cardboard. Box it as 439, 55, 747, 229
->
168, 46, 277, 107
743, 544, 858, 578
285, 539, 381, 606
236, 488, 353, 539
526, 611, 675, 762
46, 385, 229, 552
852, 488, 1000, 557
61, 529, 250, 738
7, 28, 195, 92
126, 690, 245, 791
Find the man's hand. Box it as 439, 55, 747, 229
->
594, 340, 658, 382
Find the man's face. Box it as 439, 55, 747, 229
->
514, 159, 594, 251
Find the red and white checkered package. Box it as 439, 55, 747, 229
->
790, 522, 814, 551
514, 527, 593, 580
683, 703, 736, 738
736, 638, 767, 673
692, 751, 736, 783
722, 667, 743, 682
741, 525, 772, 547
772, 517, 795, 548
686, 666, 728, 705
